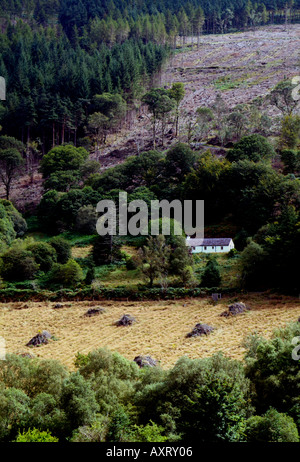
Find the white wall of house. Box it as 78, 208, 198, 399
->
189, 240, 234, 254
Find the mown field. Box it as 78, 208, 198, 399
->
1, 294, 299, 370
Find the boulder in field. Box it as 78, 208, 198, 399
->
115, 314, 136, 326
134, 355, 157, 368
84, 307, 105, 317
220, 302, 250, 317
186, 323, 214, 338
26, 332, 50, 347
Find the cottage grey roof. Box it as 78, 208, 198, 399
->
186, 238, 232, 246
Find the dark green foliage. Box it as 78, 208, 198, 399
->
135, 353, 252, 442
76, 205, 98, 235
239, 240, 267, 289
59, 372, 99, 435
201, 257, 221, 288
0, 247, 39, 281
0, 148, 24, 200
27, 241, 57, 272
48, 236, 71, 264
85, 264, 96, 285
40, 145, 89, 178
106, 406, 132, 442
164, 143, 197, 184
227, 134, 275, 163
280, 149, 300, 174
92, 235, 122, 266
244, 408, 299, 442
43, 170, 81, 192
244, 322, 300, 419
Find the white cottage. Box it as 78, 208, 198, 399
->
186, 237, 234, 254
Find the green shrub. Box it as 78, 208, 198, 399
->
201, 257, 221, 288
244, 408, 299, 442
76, 205, 98, 235
47, 259, 84, 287
15, 428, 59, 442
0, 248, 39, 281
48, 236, 71, 264
40, 145, 89, 178
130, 421, 167, 442
227, 134, 275, 163
27, 241, 57, 272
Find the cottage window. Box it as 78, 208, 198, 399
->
212, 246, 214, 249
221, 246, 223, 250
204, 246, 207, 250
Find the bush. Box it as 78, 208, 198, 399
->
0, 248, 39, 281
227, 134, 275, 163
40, 145, 89, 178
244, 408, 299, 442
15, 428, 59, 442
92, 235, 122, 266
244, 322, 300, 418
27, 241, 57, 272
47, 259, 84, 287
48, 237, 71, 264
76, 205, 98, 234
201, 257, 221, 288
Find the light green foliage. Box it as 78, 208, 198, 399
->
75, 348, 140, 414
0, 354, 69, 399
0, 202, 16, 246
138, 235, 171, 287
278, 115, 300, 150
130, 420, 168, 442
48, 259, 84, 287
70, 415, 110, 442
0, 386, 31, 441
15, 428, 59, 442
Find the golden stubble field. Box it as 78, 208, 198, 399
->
0, 294, 299, 370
